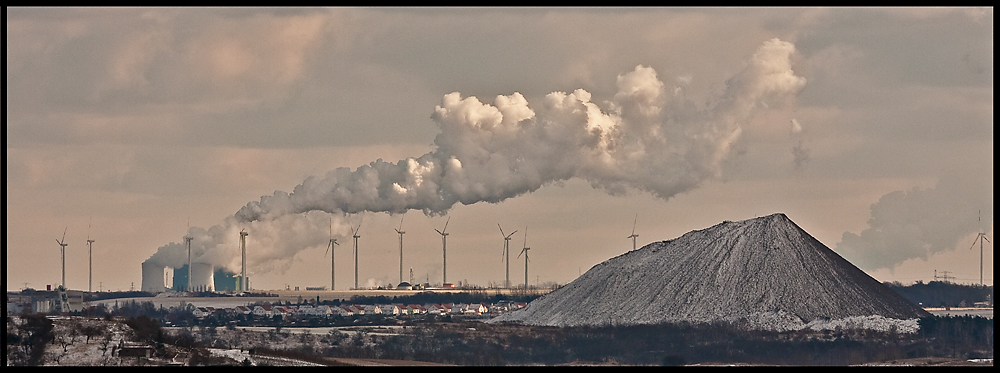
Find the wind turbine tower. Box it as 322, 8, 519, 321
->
627, 213, 639, 252
352, 224, 362, 289
517, 227, 531, 289
435, 217, 451, 285
56, 228, 68, 288
395, 214, 405, 284
184, 233, 194, 292
239, 229, 248, 292
968, 210, 991, 286
87, 221, 95, 292
499, 224, 517, 289
325, 219, 339, 290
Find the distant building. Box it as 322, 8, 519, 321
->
118, 342, 154, 358
214, 268, 241, 292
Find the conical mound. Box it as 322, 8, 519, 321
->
490, 213, 930, 328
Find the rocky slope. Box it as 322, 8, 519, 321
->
490, 213, 930, 329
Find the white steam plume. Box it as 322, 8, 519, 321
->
144, 38, 806, 278
835, 173, 993, 272
235, 38, 806, 221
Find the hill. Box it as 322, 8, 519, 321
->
490, 213, 930, 330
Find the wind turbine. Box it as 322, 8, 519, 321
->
239, 229, 248, 292
627, 213, 639, 251
517, 227, 531, 289
435, 216, 451, 285
351, 223, 362, 290
324, 218, 339, 290
395, 214, 405, 284
184, 231, 194, 292
499, 224, 517, 289
56, 227, 68, 288
87, 220, 95, 292
968, 210, 991, 286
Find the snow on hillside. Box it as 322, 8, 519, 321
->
489, 213, 929, 331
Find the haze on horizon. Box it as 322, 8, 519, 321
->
6, 7, 993, 292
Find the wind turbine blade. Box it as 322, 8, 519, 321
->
523, 227, 528, 248
509, 230, 517, 238
632, 213, 638, 236
325, 242, 332, 257
970, 238, 980, 250
62, 227, 67, 243
399, 213, 405, 231
442, 216, 450, 233
983, 235, 991, 244
435, 229, 443, 235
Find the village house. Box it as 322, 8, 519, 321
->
464, 303, 488, 316
313, 305, 333, 316
192, 307, 209, 318
334, 306, 354, 317
395, 304, 411, 316
424, 304, 445, 315
252, 305, 272, 317
379, 304, 401, 316
407, 304, 426, 315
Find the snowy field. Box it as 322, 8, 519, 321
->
89, 296, 282, 310
164, 325, 406, 337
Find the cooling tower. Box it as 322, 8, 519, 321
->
190, 262, 215, 292
141, 262, 168, 293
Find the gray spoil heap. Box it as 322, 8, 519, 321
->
490, 213, 930, 328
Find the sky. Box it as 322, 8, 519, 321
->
7, 7, 993, 292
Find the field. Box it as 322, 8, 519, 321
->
7, 312, 993, 366
86, 288, 551, 310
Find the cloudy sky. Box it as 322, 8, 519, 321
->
7, 7, 993, 292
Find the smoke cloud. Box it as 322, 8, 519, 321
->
143, 38, 806, 278
835, 174, 993, 272
235, 38, 805, 220
790, 118, 810, 170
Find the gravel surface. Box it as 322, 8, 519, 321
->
490, 213, 930, 330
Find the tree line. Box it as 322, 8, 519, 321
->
885, 281, 993, 308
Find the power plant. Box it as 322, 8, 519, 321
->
141, 262, 242, 293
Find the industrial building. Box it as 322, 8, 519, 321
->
6, 287, 84, 315
141, 262, 243, 293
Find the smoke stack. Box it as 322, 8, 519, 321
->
190, 262, 215, 292
141, 262, 169, 293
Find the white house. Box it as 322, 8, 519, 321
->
406, 304, 425, 315
425, 304, 445, 315
464, 303, 488, 316
334, 306, 354, 317
252, 305, 273, 317
379, 304, 401, 316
